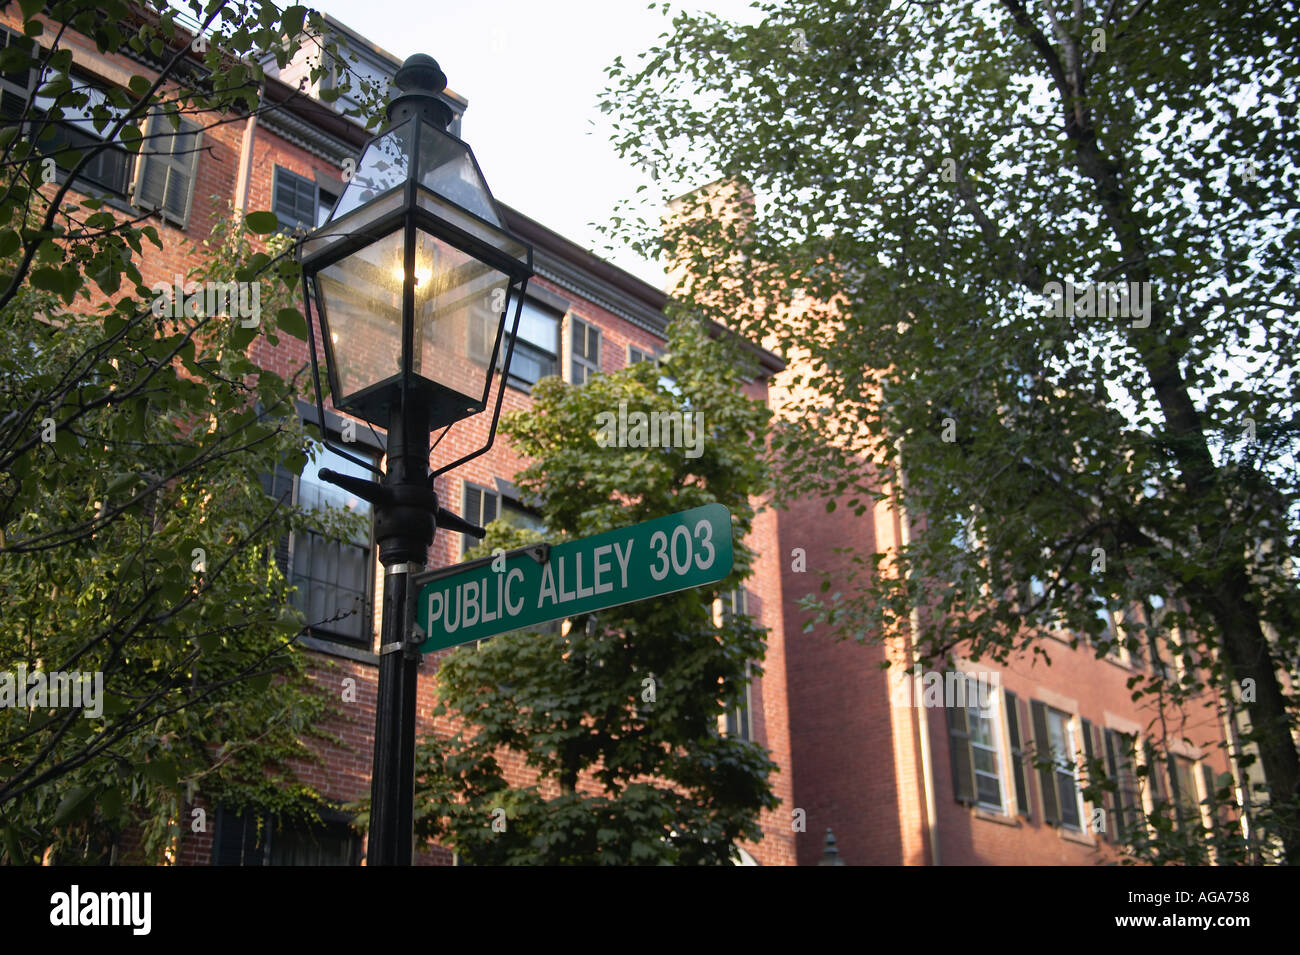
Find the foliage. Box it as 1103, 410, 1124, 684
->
414, 318, 779, 865
601, 0, 1300, 862
0, 0, 372, 863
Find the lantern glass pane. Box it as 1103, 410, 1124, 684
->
332, 120, 414, 219
417, 122, 501, 225
317, 229, 406, 402
411, 228, 511, 403
301, 188, 405, 260
415, 190, 529, 269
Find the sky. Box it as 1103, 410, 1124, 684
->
309, 0, 764, 288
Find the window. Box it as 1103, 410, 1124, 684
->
628, 344, 661, 366
1, 28, 35, 120
461, 481, 544, 556
1095, 605, 1124, 661
1104, 729, 1141, 838
946, 674, 1004, 812
569, 317, 600, 384
1017, 575, 1048, 612
1030, 701, 1082, 829
1201, 763, 1234, 856
503, 299, 561, 389
1145, 739, 1170, 812
288, 441, 376, 647
132, 110, 203, 227
32, 76, 135, 197
272, 166, 339, 231
1004, 690, 1033, 818
1172, 755, 1202, 831
212, 806, 361, 866
717, 589, 753, 741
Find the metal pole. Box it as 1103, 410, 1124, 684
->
367, 393, 433, 866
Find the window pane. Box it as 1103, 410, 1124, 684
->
516, 301, 559, 352
972, 747, 999, 775
274, 168, 317, 230
298, 443, 373, 525
502, 500, 545, 533
976, 773, 1001, 807
317, 188, 339, 227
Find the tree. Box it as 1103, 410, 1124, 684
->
0, 0, 376, 863
601, 0, 1300, 861
413, 318, 779, 865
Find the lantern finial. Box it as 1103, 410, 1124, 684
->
387, 54, 453, 129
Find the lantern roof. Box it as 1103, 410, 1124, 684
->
329, 116, 504, 227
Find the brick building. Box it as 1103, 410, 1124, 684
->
672, 182, 1246, 866
3, 5, 1247, 866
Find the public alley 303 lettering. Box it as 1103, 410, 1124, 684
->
425, 516, 718, 636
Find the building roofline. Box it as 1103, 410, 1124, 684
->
499, 205, 784, 376
316, 12, 469, 110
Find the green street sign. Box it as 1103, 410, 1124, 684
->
412, 503, 734, 653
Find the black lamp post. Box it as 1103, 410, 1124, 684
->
298, 53, 533, 866
819, 827, 846, 865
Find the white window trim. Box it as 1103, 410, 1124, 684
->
715, 590, 754, 741
951, 661, 1010, 816
967, 675, 1007, 815
567, 314, 600, 385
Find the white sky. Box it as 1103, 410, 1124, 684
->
310, 0, 763, 288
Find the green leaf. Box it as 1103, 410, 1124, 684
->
29, 266, 65, 293
244, 210, 278, 234
273, 609, 302, 634
119, 124, 143, 153
275, 307, 308, 341
98, 787, 123, 820
142, 760, 179, 789
53, 786, 96, 826
0, 229, 19, 258
281, 5, 308, 37
106, 472, 136, 497
231, 322, 258, 351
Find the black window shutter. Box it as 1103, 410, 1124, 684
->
1018, 696, 1038, 818
1005, 690, 1031, 817
465, 485, 481, 524
946, 702, 975, 804
1080, 718, 1107, 839
1104, 729, 1124, 839
1031, 700, 1060, 825
1201, 764, 1218, 816
1145, 739, 1168, 807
